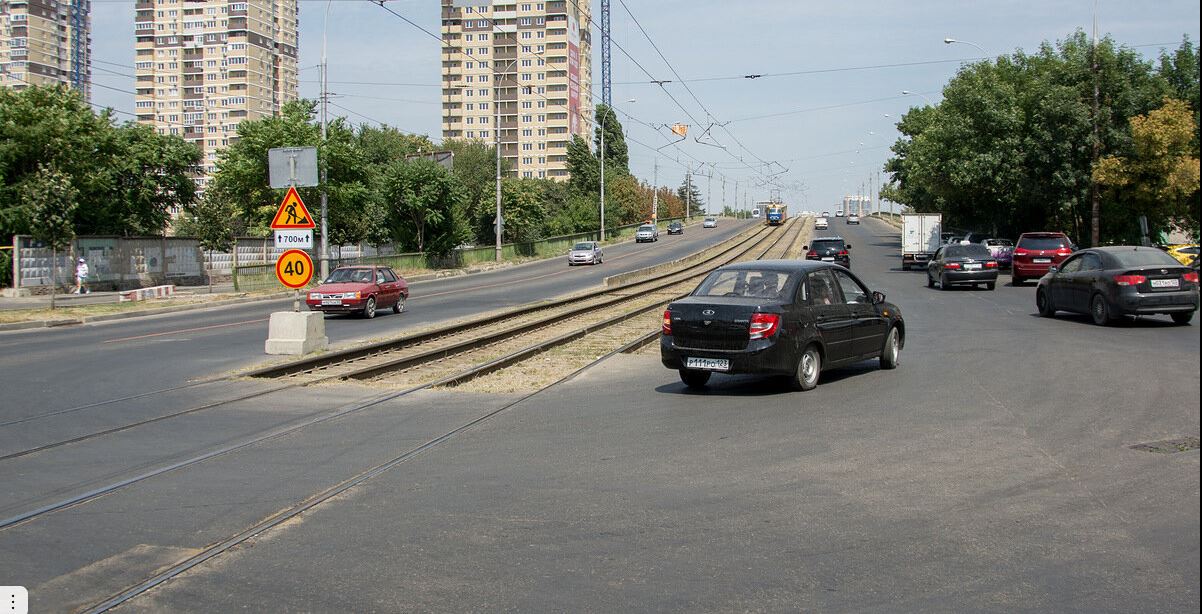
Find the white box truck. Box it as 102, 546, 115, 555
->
901, 213, 942, 270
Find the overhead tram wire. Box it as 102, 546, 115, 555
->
606, 0, 784, 187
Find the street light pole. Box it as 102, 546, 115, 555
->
943, 37, 989, 55
599, 111, 606, 241
901, 89, 936, 107
319, 0, 333, 280
494, 56, 522, 262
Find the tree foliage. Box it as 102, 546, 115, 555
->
0, 85, 200, 240
379, 158, 467, 257
883, 33, 1197, 244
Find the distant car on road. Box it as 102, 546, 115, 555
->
814, 217, 829, 230
1012, 232, 1075, 285
667, 221, 684, 235
1163, 244, 1199, 266
661, 260, 904, 391
927, 243, 999, 290
835, 210, 845, 217
702, 217, 718, 228
846, 214, 860, 225
982, 238, 1014, 269
805, 236, 851, 269
635, 224, 660, 243
1036, 246, 1199, 325
567, 241, 603, 266
306, 265, 408, 319
821, 211, 831, 218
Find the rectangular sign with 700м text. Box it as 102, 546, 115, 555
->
274, 229, 314, 249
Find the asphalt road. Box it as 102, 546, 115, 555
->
1, 216, 1196, 612
0, 218, 756, 422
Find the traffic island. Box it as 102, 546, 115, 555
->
265, 310, 328, 355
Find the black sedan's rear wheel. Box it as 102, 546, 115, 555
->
1090, 293, 1114, 326
940, 273, 950, 290
788, 345, 822, 391
986, 282, 996, 290
1171, 311, 1195, 325
679, 369, 711, 389
927, 272, 935, 288
362, 296, 377, 319
879, 327, 901, 370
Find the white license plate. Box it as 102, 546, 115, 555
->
964, 263, 982, 270
822, 257, 835, 261
321, 299, 343, 306
686, 357, 730, 371
1150, 279, 1180, 289
1033, 258, 1052, 263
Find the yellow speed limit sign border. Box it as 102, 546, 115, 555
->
275, 249, 314, 289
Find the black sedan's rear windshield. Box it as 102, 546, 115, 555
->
811, 239, 845, 250
695, 269, 793, 299
945, 244, 991, 258
1110, 249, 1181, 267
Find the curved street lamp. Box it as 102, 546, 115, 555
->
943, 37, 989, 55
901, 89, 936, 107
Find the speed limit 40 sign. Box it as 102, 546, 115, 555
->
275, 249, 314, 289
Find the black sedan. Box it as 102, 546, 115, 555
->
1036, 246, 1199, 325
927, 243, 999, 290
661, 260, 904, 391
667, 221, 684, 235
804, 237, 851, 269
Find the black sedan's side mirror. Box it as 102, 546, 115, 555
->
1048, 265, 1058, 274
802, 245, 809, 250
846, 243, 852, 248
872, 291, 886, 304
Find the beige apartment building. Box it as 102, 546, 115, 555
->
0, 0, 91, 99
134, 0, 298, 190
440, 0, 593, 180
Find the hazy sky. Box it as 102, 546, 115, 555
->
90, 0, 1200, 213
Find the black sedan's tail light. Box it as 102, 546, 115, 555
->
1184, 271, 1199, 284
662, 309, 672, 335
748, 313, 780, 340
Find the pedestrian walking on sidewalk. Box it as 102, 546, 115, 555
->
74, 257, 89, 294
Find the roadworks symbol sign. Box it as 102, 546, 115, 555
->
270, 186, 316, 229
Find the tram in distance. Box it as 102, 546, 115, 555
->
765, 204, 788, 226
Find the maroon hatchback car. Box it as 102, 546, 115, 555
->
305, 265, 408, 318
1011, 232, 1075, 285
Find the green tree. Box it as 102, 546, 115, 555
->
676, 174, 705, 217
441, 138, 510, 244
380, 158, 467, 257
1094, 98, 1201, 241
0, 85, 199, 240
565, 134, 599, 196
594, 104, 629, 173
500, 178, 549, 243
203, 100, 373, 245
23, 165, 78, 308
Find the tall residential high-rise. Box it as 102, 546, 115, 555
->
440, 0, 593, 180
0, 0, 92, 99
134, 0, 298, 190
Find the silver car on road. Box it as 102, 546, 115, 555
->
567, 241, 604, 265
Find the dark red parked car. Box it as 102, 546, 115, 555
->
1011, 232, 1075, 285
305, 265, 408, 318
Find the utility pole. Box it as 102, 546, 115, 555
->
685, 163, 692, 221
707, 173, 713, 216
722, 178, 726, 217
495, 103, 503, 261
599, 111, 606, 241
733, 180, 739, 219
651, 157, 658, 222
319, 3, 332, 280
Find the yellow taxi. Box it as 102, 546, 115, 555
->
1163, 244, 1199, 266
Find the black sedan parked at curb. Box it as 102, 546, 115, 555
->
661, 260, 904, 391
928, 243, 999, 290
1035, 246, 1199, 325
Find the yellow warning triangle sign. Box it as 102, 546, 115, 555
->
270, 186, 316, 229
